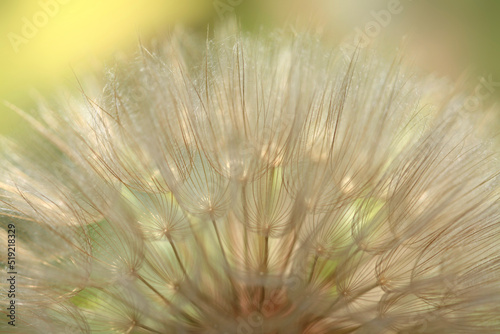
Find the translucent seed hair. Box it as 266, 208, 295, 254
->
1, 25, 499, 333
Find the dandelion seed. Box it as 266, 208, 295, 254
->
1, 25, 500, 333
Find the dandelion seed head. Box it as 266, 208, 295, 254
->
1, 24, 500, 333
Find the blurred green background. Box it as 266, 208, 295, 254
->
2, 0, 500, 137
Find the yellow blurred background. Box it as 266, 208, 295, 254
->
0, 0, 212, 136
2, 0, 500, 137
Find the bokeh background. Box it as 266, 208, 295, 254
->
2, 0, 500, 137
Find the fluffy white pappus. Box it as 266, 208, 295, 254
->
1, 26, 500, 333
